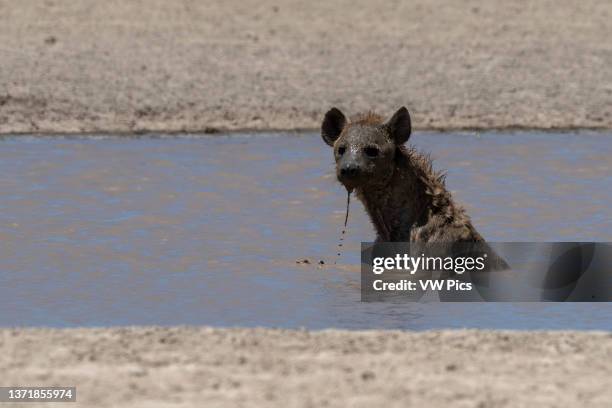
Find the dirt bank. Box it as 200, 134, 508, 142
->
1, 0, 612, 134
1, 327, 611, 407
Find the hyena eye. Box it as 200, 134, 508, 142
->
337, 146, 346, 156
364, 146, 380, 158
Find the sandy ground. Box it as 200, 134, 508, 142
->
1, 327, 611, 407
1, 0, 612, 133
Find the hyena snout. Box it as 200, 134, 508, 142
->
340, 163, 361, 178
337, 158, 368, 189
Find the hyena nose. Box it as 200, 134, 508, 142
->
340, 164, 360, 177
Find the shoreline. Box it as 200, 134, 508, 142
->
1, 126, 612, 138
2, 326, 611, 407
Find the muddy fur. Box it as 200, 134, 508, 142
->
322, 107, 485, 243
361, 144, 483, 242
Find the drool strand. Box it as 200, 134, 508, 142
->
334, 190, 351, 264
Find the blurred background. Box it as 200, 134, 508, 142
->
1, 0, 611, 134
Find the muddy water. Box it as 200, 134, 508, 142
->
0, 132, 610, 330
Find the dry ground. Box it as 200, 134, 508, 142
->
2, 327, 611, 407
1, 0, 612, 133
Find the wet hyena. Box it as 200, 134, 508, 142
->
321, 106, 486, 243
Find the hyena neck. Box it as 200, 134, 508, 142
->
355, 146, 454, 242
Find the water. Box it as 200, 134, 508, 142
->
0, 131, 610, 330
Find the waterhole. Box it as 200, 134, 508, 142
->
0, 131, 610, 329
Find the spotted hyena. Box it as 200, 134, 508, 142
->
322, 107, 486, 243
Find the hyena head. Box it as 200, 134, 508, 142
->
321, 107, 412, 191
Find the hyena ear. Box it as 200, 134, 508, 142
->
321, 107, 347, 147
385, 106, 411, 145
